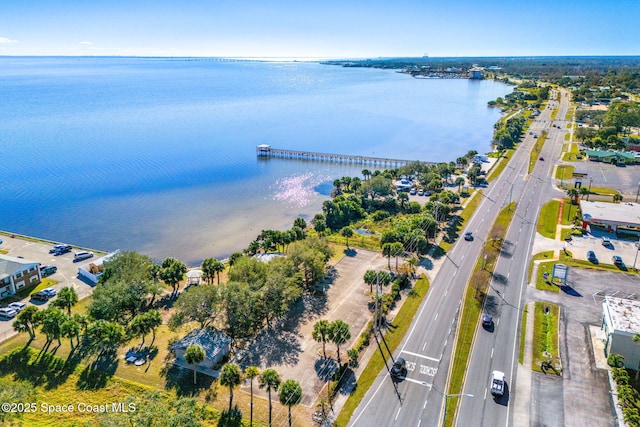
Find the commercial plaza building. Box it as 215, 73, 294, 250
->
580, 200, 640, 237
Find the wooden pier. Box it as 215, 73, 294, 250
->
256, 145, 429, 167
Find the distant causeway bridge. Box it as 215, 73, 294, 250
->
256, 145, 431, 167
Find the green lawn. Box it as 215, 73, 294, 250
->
562, 198, 580, 224
532, 302, 561, 375
519, 304, 528, 364
534, 261, 561, 293
335, 275, 431, 426
555, 165, 574, 182
537, 200, 560, 239
529, 134, 547, 174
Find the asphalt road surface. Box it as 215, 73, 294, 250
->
349, 91, 567, 426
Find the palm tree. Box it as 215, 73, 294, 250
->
12, 306, 41, 341
245, 366, 260, 426
613, 193, 624, 203
328, 320, 351, 365
211, 259, 225, 285
279, 379, 303, 427
382, 243, 393, 269
579, 186, 590, 200
61, 316, 80, 351
184, 344, 205, 385
390, 242, 404, 271
406, 255, 419, 275
259, 368, 281, 427
52, 286, 78, 315
398, 192, 409, 209
201, 258, 216, 284
312, 319, 331, 359
219, 363, 242, 413
455, 176, 466, 192
364, 270, 377, 293
341, 227, 354, 249
362, 169, 371, 181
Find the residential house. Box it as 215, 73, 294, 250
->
171, 328, 232, 377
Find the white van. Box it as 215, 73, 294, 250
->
73, 251, 94, 262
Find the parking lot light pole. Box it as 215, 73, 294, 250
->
633, 243, 640, 272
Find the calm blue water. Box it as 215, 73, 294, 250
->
0, 57, 511, 264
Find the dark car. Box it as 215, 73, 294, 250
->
39, 265, 57, 277
52, 244, 72, 255
390, 357, 406, 378
482, 314, 493, 330
539, 157, 544, 161
587, 251, 598, 264
613, 255, 624, 267
464, 232, 474, 241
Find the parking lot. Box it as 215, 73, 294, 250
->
564, 232, 640, 270
0, 234, 103, 341
571, 154, 640, 199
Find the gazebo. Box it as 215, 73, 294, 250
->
185, 269, 203, 285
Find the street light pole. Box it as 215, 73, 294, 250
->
588, 177, 593, 201
633, 244, 640, 272
431, 387, 474, 427
636, 181, 640, 203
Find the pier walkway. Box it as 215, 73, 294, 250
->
256, 144, 431, 167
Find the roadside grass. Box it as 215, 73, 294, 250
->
534, 261, 561, 293
590, 186, 621, 197
440, 190, 482, 252
565, 109, 574, 121
528, 251, 554, 283
550, 107, 559, 120
564, 132, 570, 140
326, 230, 381, 252
528, 134, 547, 174
335, 275, 431, 426
519, 304, 528, 364
562, 143, 582, 161
562, 199, 580, 224
555, 165, 574, 181
532, 302, 561, 375
486, 149, 514, 183
558, 250, 640, 275
537, 200, 560, 239
444, 202, 516, 427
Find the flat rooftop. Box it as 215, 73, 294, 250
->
604, 296, 640, 335
580, 200, 640, 225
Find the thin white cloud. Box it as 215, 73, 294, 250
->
79, 41, 93, 45
0, 37, 18, 44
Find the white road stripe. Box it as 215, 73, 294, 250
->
400, 350, 440, 362
395, 407, 402, 420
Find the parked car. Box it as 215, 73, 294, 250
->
464, 232, 474, 241
73, 251, 94, 262
32, 287, 57, 301
39, 265, 57, 277
0, 307, 18, 319
539, 157, 544, 161
613, 255, 624, 267
602, 237, 612, 247
390, 357, 407, 378
587, 251, 598, 264
409, 189, 417, 195
51, 244, 72, 255
418, 189, 424, 196
7, 302, 26, 312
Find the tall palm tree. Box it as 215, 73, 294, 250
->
312, 319, 331, 359
328, 320, 351, 365
245, 366, 260, 426
52, 286, 78, 315
361, 169, 371, 181
211, 259, 225, 285
279, 379, 303, 427
184, 344, 205, 385
341, 227, 354, 249
259, 368, 281, 427
219, 363, 242, 413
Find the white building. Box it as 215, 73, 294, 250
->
602, 296, 640, 369
77, 251, 119, 284
580, 201, 640, 236
0, 255, 41, 300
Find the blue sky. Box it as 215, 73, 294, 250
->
1, 0, 638, 58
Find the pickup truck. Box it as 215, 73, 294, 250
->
490, 370, 505, 397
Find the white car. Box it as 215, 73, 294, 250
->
0, 307, 18, 319
8, 302, 27, 312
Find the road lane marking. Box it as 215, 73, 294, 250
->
422, 342, 426, 351
444, 289, 448, 297
423, 400, 428, 409
417, 419, 422, 427
395, 407, 402, 420
491, 348, 494, 359
400, 350, 440, 362
434, 312, 438, 321
484, 388, 487, 400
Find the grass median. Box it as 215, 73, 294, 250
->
444, 202, 516, 427
532, 302, 561, 375
335, 275, 431, 426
